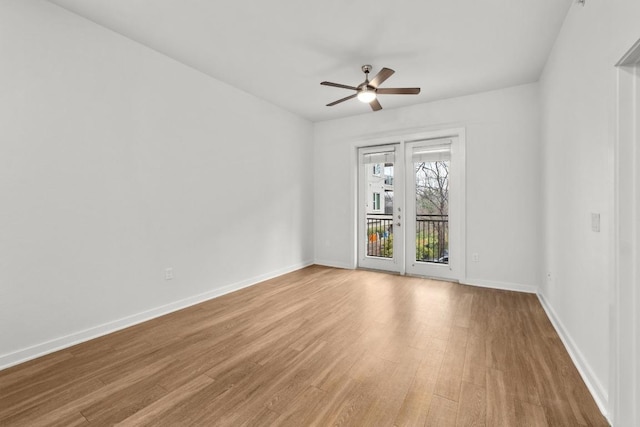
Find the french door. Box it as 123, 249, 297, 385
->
405, 139, 459, 279
358, 145, 404, 272
358, 135, 464, 281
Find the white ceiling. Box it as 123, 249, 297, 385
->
47, 0, 572, 122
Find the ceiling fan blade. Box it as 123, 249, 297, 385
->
370, 98, 382, 111
321, 81, 358, 91
376, 87, 421, 95
327, 93, 357, 106
369, 67, 395, 88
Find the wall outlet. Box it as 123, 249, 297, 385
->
165, 267, 173, 280
472, 252, 479, 262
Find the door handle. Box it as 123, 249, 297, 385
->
396, 222, 401, 227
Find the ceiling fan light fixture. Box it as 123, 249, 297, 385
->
357, 88, 376, 103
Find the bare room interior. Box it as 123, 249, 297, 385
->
1, 0, 638, 425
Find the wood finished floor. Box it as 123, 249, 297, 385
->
0, 266, 608, 426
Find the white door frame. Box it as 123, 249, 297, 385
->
357, 144, 404, 272
405, 136, 464, 280
612, 39, 640, 427
352, 127, 466, 282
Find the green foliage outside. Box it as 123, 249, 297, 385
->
366, 225, 394, 258
366, 227, 447, 260
382, 234, 393, 257
415, 229, 448, 261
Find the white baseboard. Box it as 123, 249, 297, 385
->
460, 278, 538, 294
537, 292, 610, 423
0, 260, 313, 371
314, 259, 354, 270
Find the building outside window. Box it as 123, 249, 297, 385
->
373, 192, 381, 211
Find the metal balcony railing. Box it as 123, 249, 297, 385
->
365, 214, 448, 263
366, 214, 393, 258
416, 214, 448, 263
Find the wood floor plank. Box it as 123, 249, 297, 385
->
0, 377, 104, 425
564, 384, 609, 426
0, 266, 609, 427
514, 399, 549, 427
462, 333, 486, 387
114, 374, 214, 426
203, 342, 329, 426
456, 381, 486, 427
80, 383, 168, 424
0, 351, 74, 394
486, 367, 517, 427
425, 395, 459, 427
435, 325, 469, 402
504, 335, 542, 406
310, 344, 366, 395
271, 385, 327, 426
321, 380, 381, 426
0, 339, 153, 413
409, 322, 431, 350
394, 337, 448, 426
34, 411, 89, 427
541, 398, 582, 427
18, 356, 175, 426
261, 341, 332, 414
468, 289, 489, 338
359, 347, 424, 425
453, 291, 474, 328
238, 406, 280, 427
304, 376, 361, 425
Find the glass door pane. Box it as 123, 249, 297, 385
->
366, 162, 394, 259
405, 139, 457, 279
358, 146, 401, 272
415, 159, 449, 264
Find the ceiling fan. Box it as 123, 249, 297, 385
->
321, 65, 420, 111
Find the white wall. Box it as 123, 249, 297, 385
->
314, 83, 541, 292
0, 0, 314, 368
539, 0, 640, 422
539, 1, 613, 411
